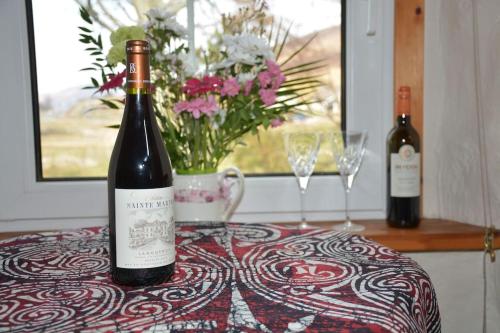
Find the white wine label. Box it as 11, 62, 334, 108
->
391, 145, 420, 197
115, 187, 175, 269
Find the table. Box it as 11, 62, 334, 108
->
0, 223, 440, 332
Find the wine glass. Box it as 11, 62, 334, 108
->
331, 130, 368, 232
284, 132, 321, 229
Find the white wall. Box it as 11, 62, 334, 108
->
422, 0, 500, 332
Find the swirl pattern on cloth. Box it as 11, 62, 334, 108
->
0, 223, 440, 332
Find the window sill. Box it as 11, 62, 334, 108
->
285, 219, 499, 252
1, 219, 497, 253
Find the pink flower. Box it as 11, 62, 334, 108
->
201, 95, 218, 117
174, 100, 190, 114
173, 96, 218, 119
220, 180, 231, 199
259, 89, 276, 106
182, 75, 223, 95
221, 77, 240, 97
258, 60, 286, 90
182, 78, 202, 95
258, 71, 272, 88
271, 118, 284, 128
272, 73, 286, 90
98, 70, 126, 93
266, 60, 281, 76
185, 98, 204, 118
243, 80, 253, 96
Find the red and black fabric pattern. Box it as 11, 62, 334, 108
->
0, 223, 440, 332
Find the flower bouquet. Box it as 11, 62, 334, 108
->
78, 3, 322, 174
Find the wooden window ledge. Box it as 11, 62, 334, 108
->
285, 219, 500, 252
0, 219, 498, 253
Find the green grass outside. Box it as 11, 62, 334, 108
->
40, 108, 339, 178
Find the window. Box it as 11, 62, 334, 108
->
30, 0, 342, 179
0, 0, 393, 229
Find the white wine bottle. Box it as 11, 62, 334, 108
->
108, 40, 175, 286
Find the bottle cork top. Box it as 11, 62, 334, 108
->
397, 86, 411, 115
126, 40, 150, 54
398, 86, 411, 98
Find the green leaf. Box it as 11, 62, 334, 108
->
282, 65, 326, 77
267, 16, 275, 43
99, 98, 120, 109
101, 69, 107, 83
79, 7, 93, 25
78, 26, 92, 33
279, 33, 318, 67
97, 35, 103, 48
89, 36, 98, 45
107, 124, 120, 129
90, 51, 102, 56
79, 67, 96, 71
91, 78, 99, 87
272, 18, 283, 53
282, 58, 327, 73
262, 118, 270, 129
276, 23, 292, 60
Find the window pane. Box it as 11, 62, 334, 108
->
30, 0, 341, 178
32, 0, 128, 178
196, 0, 343, 174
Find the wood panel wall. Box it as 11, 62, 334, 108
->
394, 0, 424, 135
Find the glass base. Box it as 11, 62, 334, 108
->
298, 221, 309, 229
333, 221, 365, 233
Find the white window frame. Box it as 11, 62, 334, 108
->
0, 0, 393, 231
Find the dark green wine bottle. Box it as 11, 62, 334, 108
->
387, 86, 421, 228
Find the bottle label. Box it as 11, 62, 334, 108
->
391, 145, 420, 197
115, 187, 175, 269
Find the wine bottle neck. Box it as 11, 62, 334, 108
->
126, 42, 151, 92
122, 93, 154, 126
397, 114, 411, 126
127, 87, 150, 95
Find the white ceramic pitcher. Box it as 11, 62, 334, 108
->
173, 167, 245, 222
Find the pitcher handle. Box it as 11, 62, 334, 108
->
220, 167, 245, 221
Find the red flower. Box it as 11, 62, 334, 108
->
98, 71, 126, 93
182, 75, 223, 95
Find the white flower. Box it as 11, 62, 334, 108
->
144, 8, 188, 38
154, 47, 176, 63
156, 52, 198, 77
219, 34, 274, 67
177, 52, 199, 77
164, 53, 177, 62
145, 8, 175, 22
155, 52, 166, 62
237, 72, 256, 84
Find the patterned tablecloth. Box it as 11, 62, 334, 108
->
0, 223, 440, 332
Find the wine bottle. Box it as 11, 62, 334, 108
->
387, 86, 421, 228
108, 40, 175, 286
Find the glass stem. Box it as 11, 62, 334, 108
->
345, 187, 351, 225
297, 176, 309, 223
300, 188, 306, 222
